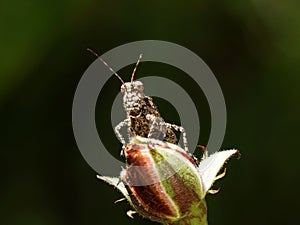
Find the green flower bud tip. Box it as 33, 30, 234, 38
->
97, 136, 239, 225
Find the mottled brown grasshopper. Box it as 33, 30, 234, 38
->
87, 49, 188, 152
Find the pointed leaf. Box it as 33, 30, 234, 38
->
198, 149, 238, 194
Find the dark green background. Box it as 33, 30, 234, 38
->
1, 0, 299, 225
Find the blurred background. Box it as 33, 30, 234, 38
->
1, 0, 299, 225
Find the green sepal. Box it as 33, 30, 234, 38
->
164, 200, 207, 225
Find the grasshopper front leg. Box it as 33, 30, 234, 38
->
114, 118, 131, 154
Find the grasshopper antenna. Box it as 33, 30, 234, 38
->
131, 53, 143, 83
87, 48, 125, 84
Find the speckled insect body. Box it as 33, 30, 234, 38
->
118, 81, 179, 146
114, 54, 188, 151
88, 49, 188, 152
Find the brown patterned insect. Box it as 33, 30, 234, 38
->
87, 49, 188, 152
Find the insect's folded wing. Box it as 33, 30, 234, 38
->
198, 149, 238, 195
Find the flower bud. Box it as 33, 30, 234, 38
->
122, 136, 206, 224
98, 136, 238, 225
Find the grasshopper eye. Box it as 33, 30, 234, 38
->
120, 85, 126, 93
137, 84, 144, 91
135, 81, 144, 91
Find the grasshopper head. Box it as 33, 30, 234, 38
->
121, 81, 145, 115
